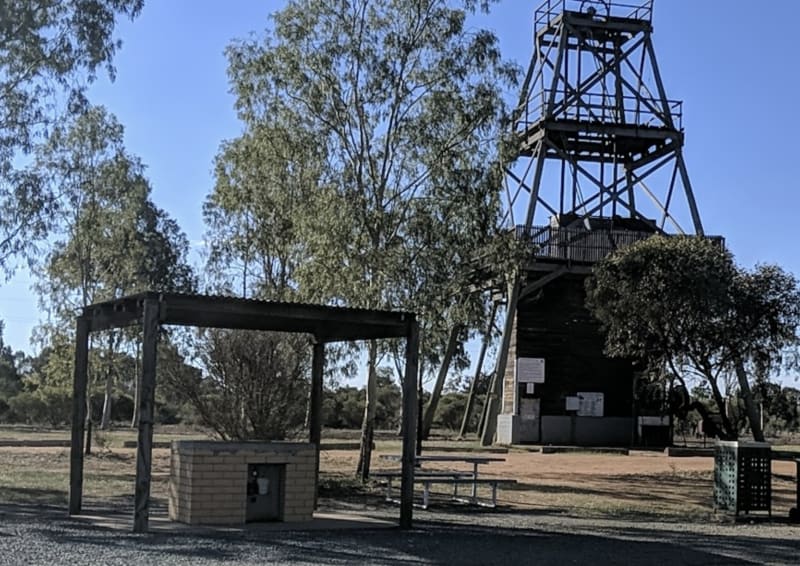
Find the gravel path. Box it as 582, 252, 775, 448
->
1, 501, 798, 565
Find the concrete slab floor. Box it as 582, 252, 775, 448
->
70, 509, 397, 534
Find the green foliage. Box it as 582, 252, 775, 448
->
0, 0, 143, 275
178, 330, 310, 441
207, 0, 518, 472
753, 382, 800, 435
588, 236, 800, 374
323, 371, 403, 429
433, 391, 467, 430
7, 388, 71, 426
204, 124, 321, 300
587, 236, 734, 364
34, 106, 195, 320
26, 105, 195, 428
0, 321, 22, 400
586, 235, 800, 438
217, 0, 518, 371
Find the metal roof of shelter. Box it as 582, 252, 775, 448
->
80, 291, 415, 342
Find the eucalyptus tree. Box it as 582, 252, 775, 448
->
586, 236, 800, 441
204, 122, 322, 300
223, 0, 516, 477
33, 106, 194, 428
0, 0, 143, 276
0, 321, 22, 404
201, 117, 323, 439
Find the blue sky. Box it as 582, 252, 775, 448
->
1, 0, 799, 356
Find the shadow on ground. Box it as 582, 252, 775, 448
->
0, 501, 796, 565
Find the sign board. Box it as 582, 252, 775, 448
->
577, 392, 604, 417
520, 397, 540, 419
516, 357, 545, 383
525, 383, 535, 395
565, 396, 580, 411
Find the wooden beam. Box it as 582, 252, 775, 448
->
309, 340, 324, 508
69, 317, 90, 515
81, 292, 415, 343
86, 311, 141, 333
519, 266, 570, 299
399, 318, 419, 529
133, 298, 159, 533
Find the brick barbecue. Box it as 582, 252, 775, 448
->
169, 441, 316, 525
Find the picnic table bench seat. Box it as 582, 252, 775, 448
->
371, 469, 517, 509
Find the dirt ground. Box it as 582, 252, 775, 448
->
323, 448, 798, 520
1, 445, 797, 521
3, 443, 799, 565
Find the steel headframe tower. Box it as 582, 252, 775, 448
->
480, 0, 704, 445
507, 0, 703, 233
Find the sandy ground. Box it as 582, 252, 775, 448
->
323, 447, 798, 518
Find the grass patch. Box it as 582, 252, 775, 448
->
318, 473, 376, 500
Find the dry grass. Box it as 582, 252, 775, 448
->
1, 429, 797, 523
0, 446, 171, 507
0, 424, 211, 447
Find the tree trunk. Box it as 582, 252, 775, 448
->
476, 385, 489, 438
734, 359, 765, 442
85, 335, 93, 454
460, 301, 498, 438
131, 340, 141, 428
421, 326, 460, 440
356, 340, 378, 481
706, 373, 736, 439
100, 332, 117, 430
100, 372, 113, 430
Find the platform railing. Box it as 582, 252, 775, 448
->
515, 224, 657, 263
515, 89, 682, 132
515, 225, 723, 264
534, 0, 654, 33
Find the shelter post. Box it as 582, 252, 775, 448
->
69, 316, 90, 515
133, 298, 159, 533
400, 317, 419, 529
309, 340, 325, 508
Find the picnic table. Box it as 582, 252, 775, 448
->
374, 454, 514, 508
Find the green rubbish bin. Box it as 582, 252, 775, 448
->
713, 440, 771, 516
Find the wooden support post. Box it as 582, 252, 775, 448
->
309, 340, 324, 509
400, 318, 419, 530
133, 298, 159, 533
69, 317, 90, 516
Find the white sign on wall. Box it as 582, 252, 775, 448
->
565, 396, 580, 411
516, 357, 545, 383
577, 392, 604, 417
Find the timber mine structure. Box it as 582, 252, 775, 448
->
445, 0, 708, 446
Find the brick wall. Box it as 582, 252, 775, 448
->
502, 314, 518, 414
169, 441, 317, 525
